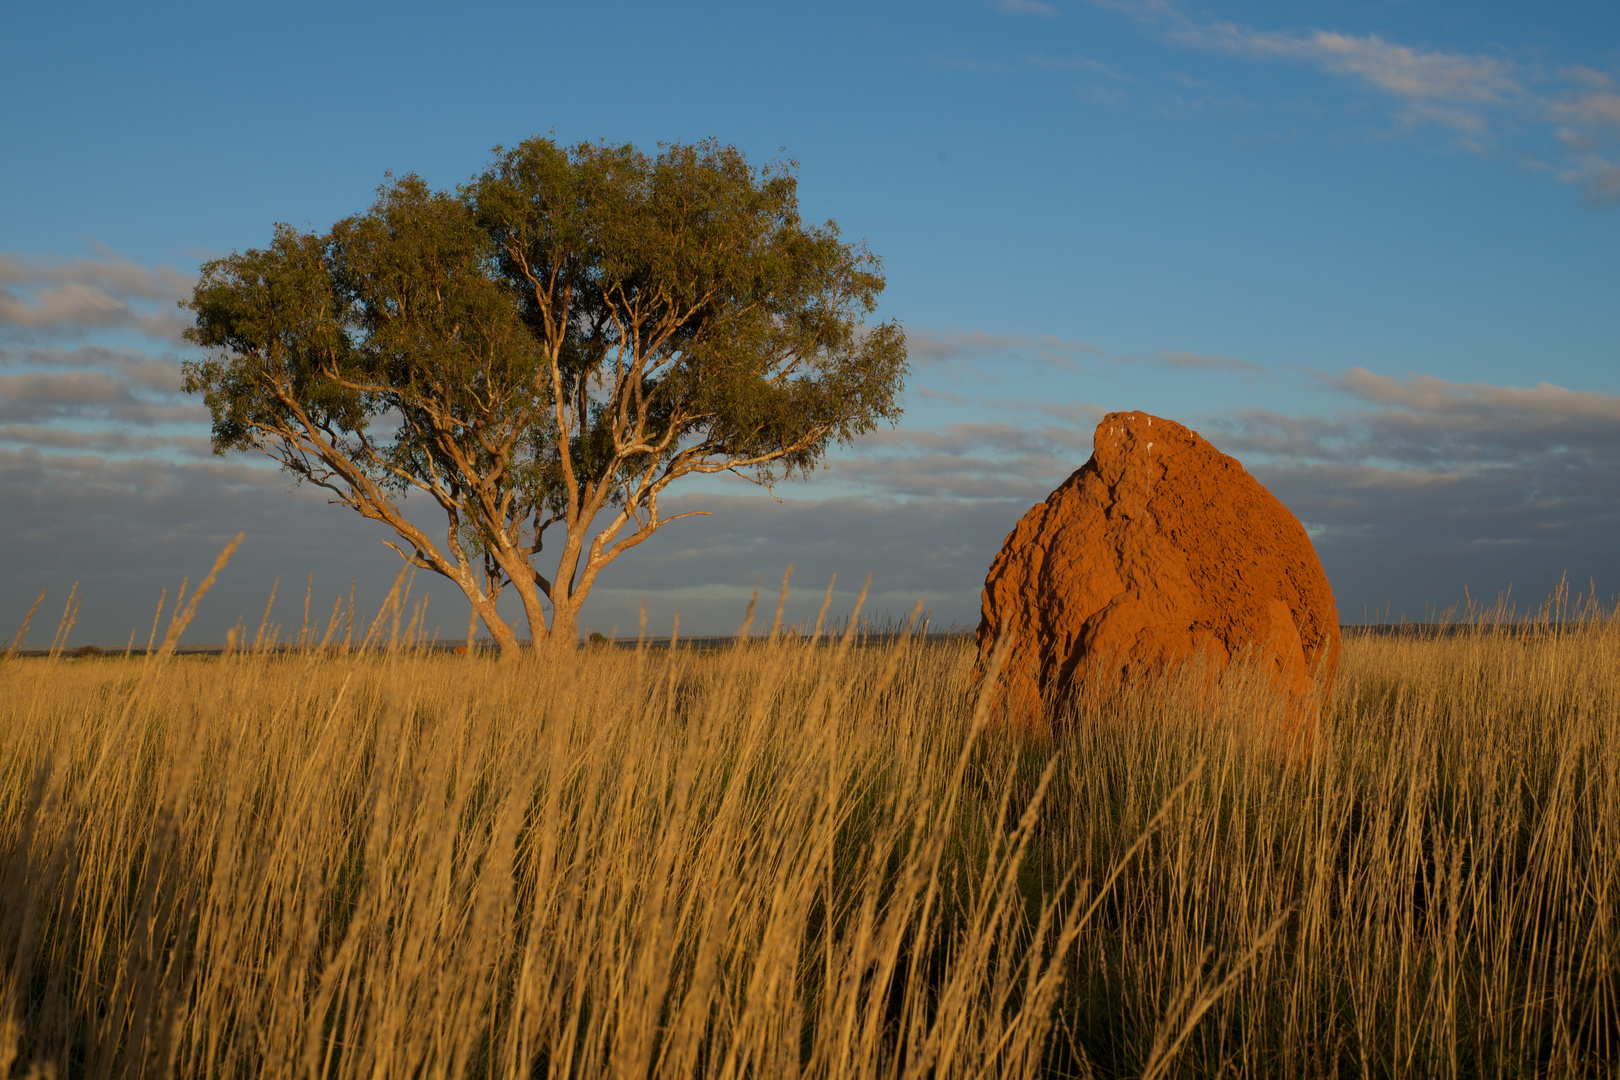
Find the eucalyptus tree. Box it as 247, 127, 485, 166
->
183, 137, 907, 654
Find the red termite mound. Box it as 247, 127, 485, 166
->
975, 410, 1339, 728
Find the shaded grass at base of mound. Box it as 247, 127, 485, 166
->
0, 616, 1616, 1078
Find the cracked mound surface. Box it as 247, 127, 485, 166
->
975, 410, 1339, 727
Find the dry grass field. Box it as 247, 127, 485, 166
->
0, 585, 1616, 1078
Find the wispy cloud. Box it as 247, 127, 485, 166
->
866, 365, 1620, 528
2, 343, 186, 392
930, 55, 1017, 74
994, 0, 1058, 15
1191, 369, 1620, 614
0, 252, 193, 303
0, 370, 202, 428
5, 247, 1614, 635
0, 425, 212, 456
1123, 349, 1267, 375
1088, 0, 1620, 201
911, 325, 1269, 378
909, 327, 1106, 368
1181, 27, 1519, 107
1330, 367, 1620, 421
1027, 53, 1118, 74
1027, 53, 1135, 103
1560, 154, 1620, 202
1208, 370, 1620, 535
0, 252, 195, 343
826, 366, 1620, 620
835, 421, 1091, 501
0, 249, 207, 470
1214, 368, 1620, 468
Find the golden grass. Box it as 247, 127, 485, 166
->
0, 601, 1615, 1078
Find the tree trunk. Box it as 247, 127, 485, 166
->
451, 569, 522, 659
508, 575, 550, 658
477, 596, 523, 658
547, 603, 579, 653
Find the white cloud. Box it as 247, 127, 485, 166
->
833, 421, 1091, 501
1025, 52, 1134, 105
0, 252, 194, 343
1182, 26, 1520, 106
994, 0, 1058, 15
1, 343, 185, 394
931, 55, 1016, 74
0, 371, 202, 428
3, 247, 1614, 638
0, 252, 193, 304
1125, 349, 1266, 374
1558, 95, 1620, 127
0, 248, 208, 500
0, 425, 212, 456
1193, 371, 1620, 617
1088, 0, 1620, 201
0, 445, 404, 649
1330, 367, 1620, 422
910, 326, 1105, 368
910, 325, 1267, 377
1560, 155, 1620, 204
1208, 370, 1620, 528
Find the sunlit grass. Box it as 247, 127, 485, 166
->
0, 585, 1615, 1078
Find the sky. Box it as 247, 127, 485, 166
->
2, 0, 1617, 645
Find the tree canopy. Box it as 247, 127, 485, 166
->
183, 137, 908, 653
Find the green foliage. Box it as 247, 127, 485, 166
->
182, 138, 907, 647
185, 183, 543, 503
473, 138, 904, 488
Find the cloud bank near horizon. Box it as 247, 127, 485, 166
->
4, 246, 1617, 645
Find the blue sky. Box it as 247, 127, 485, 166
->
3, 0, 1618, 643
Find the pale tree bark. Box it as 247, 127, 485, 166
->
185, 144, 905, 659
222, 370, 545, 657
496, 257, 850, 653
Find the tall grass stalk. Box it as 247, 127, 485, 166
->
0, 592, 1615, 1077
